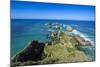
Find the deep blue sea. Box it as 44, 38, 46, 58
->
11, 19, 95, 61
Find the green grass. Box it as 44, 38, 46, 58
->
40, 32, 91, 64
40, 44, 90, 64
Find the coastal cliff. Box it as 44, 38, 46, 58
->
11, 32, 91, 66
11, 41, 45, 64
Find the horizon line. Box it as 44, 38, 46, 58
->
11, 18, 95, 22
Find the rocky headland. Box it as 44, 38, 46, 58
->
11, 32, 92, 67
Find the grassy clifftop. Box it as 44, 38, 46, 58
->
41, 44, 90, 64
37, 32, 91, 64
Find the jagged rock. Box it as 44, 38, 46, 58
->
12, 40, 45, 62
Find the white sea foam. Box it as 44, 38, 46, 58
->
72, 29, 94, 45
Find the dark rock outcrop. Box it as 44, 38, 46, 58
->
12, 40, 45, 62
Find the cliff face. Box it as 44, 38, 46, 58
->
12, 40, 45, 62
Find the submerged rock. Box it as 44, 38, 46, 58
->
12, 40, 45, 62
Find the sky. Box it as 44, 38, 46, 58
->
11, 1, 95, 21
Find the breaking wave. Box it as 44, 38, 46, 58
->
72, 29, 94, 45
